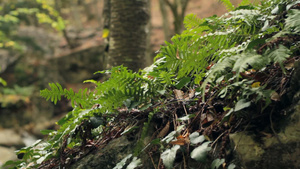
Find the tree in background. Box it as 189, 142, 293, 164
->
160, 0, 190, 35
104, 0, 151, 72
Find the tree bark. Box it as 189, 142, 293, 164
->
107, 0, 150, 72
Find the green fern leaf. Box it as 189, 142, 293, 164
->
204, 56, 235, 83
238, 0, 251, 7
267, 45, 290, 71
183, 14, 208, 32
285, 9, 300, 32
232, 52, 265, 78
219, 0, 235, 11
40, 83, 93, 108
40, 83, 64, 105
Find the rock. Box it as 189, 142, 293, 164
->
229, 102, 300, 169
0, 129, 24, 147
70, 136, 135, 169
17, 26, 60, 59
0, 146, 17, 166
230, 132, 265, 167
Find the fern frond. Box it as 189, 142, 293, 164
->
232, 52, 265, 79
40, 83, 93, 108
285, 9, 300, 33
183, 14, 205, 29
202, 55, 236, 90
40, 83, 64, 105
227, 9, 261, 26
266, 45, 291, 71
238, 0, 251, 7
219, 0, 235, 11
93, 66, 159, 111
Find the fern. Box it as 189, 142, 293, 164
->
93, 66, 159, 111
183, 14, 207, 31
40, 83, 93, 108
219, 0, 235, 11
285, 9, 300, 33
238, 0, 251, 7
134, 110, 156, 156
232, 52, 265, 79
266, 44, 291, 72
10, 1, 300, 168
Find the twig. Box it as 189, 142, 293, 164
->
148, 152, 157, 169
211, 132, 225, 147
182, 151, 187, 169
157, 156, 162, 169
182, 103, 191, 124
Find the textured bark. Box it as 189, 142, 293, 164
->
102, 0, 110, 29
108, 0, 150, 72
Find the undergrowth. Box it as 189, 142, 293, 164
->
4, 0, 300, 168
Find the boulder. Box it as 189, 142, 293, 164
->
0, 129, 24, 147
0, 146, 17, 166
69, 136, 135, 169
229, 62, 300, 169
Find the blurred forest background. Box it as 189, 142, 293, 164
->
0, 0, 242, 165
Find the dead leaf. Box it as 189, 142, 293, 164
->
186, 89, 195, 100
176, 49, 180, 59
245, 69, 256, 75
170, 133, 190, 145
157, 121, 170, 138
271, 91, 280, 101
174, 89, 184, 100
260, 131, 273, 138
201, 113, 214, 127
206, 63, 214, 70
284, 58, 295, 70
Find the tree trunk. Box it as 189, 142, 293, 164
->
107, 0, 150, 72
159, 0, 170, 41
164, 0, 189, 34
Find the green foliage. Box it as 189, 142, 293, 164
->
113, 154, 133, 169
189, 132, 205, 145
0, 0, 66, 50
266, 44, 291, 72
3, 84, 34, 96
219, 0, 235, 11
0, 78, 7, 86
155, 1, 266, 85
126, 157, 142, 169
286, 9, 300, 32
190, 141, 212, 162
113, 154, 142, 169
238, 0, 251, 7
211, 158, 225, 169
4, 139, 51, 168
93, 66, 159, 112
161, 145, 180, 169
40, 82, 93, 107
7, 0, 300, 168
0, 71, 7, 86
134, 110, 156, 156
